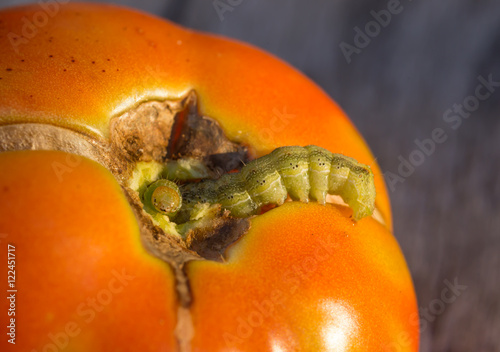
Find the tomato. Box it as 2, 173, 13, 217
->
0, 3, 418, 351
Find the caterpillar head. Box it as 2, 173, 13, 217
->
142, 179, 182, 217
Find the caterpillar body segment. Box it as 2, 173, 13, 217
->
269, 146, 311, 202
215, 174, 257, 218
305, 145, 333, 204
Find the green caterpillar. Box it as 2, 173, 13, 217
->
143, 145, 376, 223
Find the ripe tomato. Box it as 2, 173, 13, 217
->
0, 3, 418, 351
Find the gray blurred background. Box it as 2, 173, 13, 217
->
2, 0, 499, 351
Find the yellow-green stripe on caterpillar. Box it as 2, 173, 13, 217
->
146, 145, 376, 223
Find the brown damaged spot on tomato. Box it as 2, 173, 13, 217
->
110, 97, 177, 162
166, 92, 248, 176
0, 123, 130, 180
0, 90, 253, 264
184, 207, 251, 262
110, 91, 248, 177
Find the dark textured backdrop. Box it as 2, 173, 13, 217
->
1, 1, 499, 351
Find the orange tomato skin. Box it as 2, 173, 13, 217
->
0, 151, 178, 351
0, 3, 418, 352
188, 203, 418, 351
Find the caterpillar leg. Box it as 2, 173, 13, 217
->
328, 154, 375, 221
